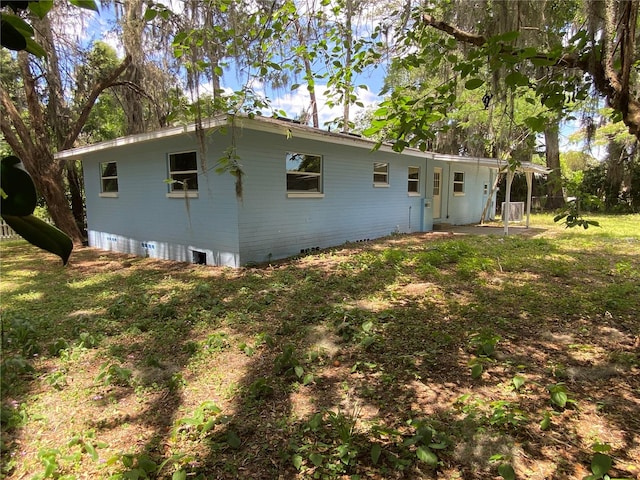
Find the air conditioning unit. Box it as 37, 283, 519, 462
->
502, 202, 524, 222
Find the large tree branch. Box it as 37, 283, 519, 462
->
0, 86, 37, 157
62, 54, 132, 151
17, 52, 48, 143
0, 112, 28, 161
420, 10, 640, 138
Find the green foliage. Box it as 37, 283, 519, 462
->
273, 344, 313, 384
547, 383, 577, 410
555, 198, 602, 229
107, 452, 190, 480
172, 401, 222, 440
96, 362, 133, 387
203, 332, 230, 352
468, 330, 501, 357
1, 156, 72, 264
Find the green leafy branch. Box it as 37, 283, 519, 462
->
1, 156, 73, 264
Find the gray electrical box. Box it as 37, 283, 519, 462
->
423, 197, 433, 231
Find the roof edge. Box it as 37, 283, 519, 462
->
53, 113, 549, 175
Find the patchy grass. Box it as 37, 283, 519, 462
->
1, 214, 639, 480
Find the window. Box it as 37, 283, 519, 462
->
483, 184, 488, 195
169, 151, 198, 194
100, 161, 118, 196
453, 171, 465, 195
408, 166, 420, 195
373, 162, 389, 186
286, 152, 322, 195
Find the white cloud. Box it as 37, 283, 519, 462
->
266, 83, 380, 126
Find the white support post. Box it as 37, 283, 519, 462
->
504, 170, 514, 235
525, 171, 533, 228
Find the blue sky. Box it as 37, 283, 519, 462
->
79, 1, 387, 128
77, 1, 594, 154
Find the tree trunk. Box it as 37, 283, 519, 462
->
605, 140, 625, 210
66, 161, 85, 234
544, 123, 564, 210
121, 0, 146, 135
28, 149, 84, 244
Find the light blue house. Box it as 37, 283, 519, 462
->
56, 115, 545, 267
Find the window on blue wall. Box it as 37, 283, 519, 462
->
100, 161, 118, 195
286, 152, 322, 194
453, 171, 465, 195
373, 162, 389, 186
169, 151, 198, 192
408, 166, 420, 195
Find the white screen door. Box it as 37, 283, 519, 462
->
433, 167, 442, 219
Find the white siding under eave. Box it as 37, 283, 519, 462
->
235, 129, 426, 264
82, 132, 242, 266
430, 160, 496, 226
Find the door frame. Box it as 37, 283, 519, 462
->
432, 167, 442, 220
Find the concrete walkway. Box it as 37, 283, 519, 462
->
437, 223, 547, 237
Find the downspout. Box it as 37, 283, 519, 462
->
446, 163, 451, 220
525, 170, 533, 228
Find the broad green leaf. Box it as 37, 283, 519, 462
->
137, 456, 157, 473
292, 454, 303, 470
309, 453, 323, 467
1, 13, 34, 36
143, 8, 157, 21
416, 446, 438, 466
28, 1, 54, 19
69, 0, 99, 12
1, 156, 37, 216
493, 31, 520, 43
465, 78, 484, 90
505, 71, 530, 88
512, 375, 525, 391
24, 36, 47, 58
172, 470, 187, 480
471, 363, 483, 379
590, 453, 612, 477
294, 366, 304, 378
370, 444, 381, 464
84, 442, 98, 461
1, 214, 73, 265
551, 390, 567, 408
0, 18, 27, 51
524, 116, 546, 132
498, 463, 516, 480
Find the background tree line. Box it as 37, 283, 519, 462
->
1, 0, 638, 246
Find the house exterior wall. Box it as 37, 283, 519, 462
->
430, 159, 497, 225
234, 128, 428, 264
82, 132, 242, 266
79, 120, 502, 268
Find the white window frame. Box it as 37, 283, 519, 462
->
99, 161, 118, 197
408, 166, 420, 196
373, 162, 389, 187
167, 151, 199, 198
453, 171, 465, 196
286, 152, 324, 198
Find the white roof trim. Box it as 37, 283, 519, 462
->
54, 114, 549, 174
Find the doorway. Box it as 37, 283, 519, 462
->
433, 167, 442, 220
